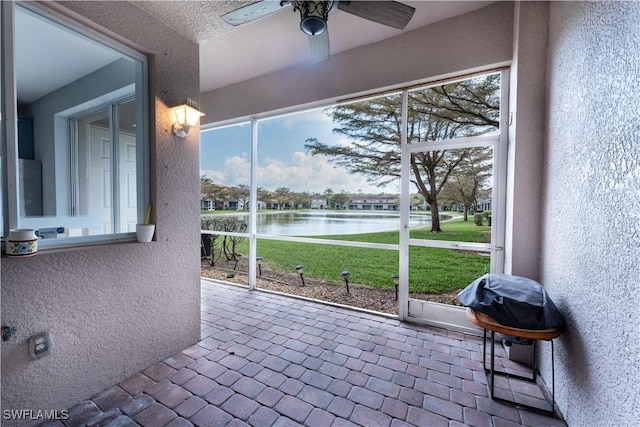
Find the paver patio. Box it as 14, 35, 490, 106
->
46, 280, 566, 427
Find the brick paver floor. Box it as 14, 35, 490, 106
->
46, 280, 567, 427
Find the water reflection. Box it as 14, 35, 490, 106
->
205, 211, 431, 236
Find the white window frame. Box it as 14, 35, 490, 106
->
1, 1, 150, 248
398, 70, 509, 331
201, 69, 509, 330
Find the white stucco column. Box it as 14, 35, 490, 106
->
505, 2, 549, 281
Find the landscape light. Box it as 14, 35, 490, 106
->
341, 270, 350, 294
257, 256, 263, 276
392, 274, 400, 301
295, 264, 305, 286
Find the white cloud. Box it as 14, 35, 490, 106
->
200, 169, 225, 182
277, 108, 332, 130
201, 151, 397, 194
224, 156, 252, 184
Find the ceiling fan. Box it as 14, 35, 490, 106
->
222, 1, 416, 62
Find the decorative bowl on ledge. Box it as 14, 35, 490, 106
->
6, 229, 38, 257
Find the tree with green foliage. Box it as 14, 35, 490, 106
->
234, 184, 250, 210
257, 187, 272, 208
274, 187, 292, 209
439, 147, 493, 221
322, 188, 335, 208
201, 176, 229, 210
410, 193, 425, 210
331, 191, 351, 209
305, 74, 499, 232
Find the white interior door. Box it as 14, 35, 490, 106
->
119, 132, 137, 232
73, 98, 138, 235
88, 126, 113, 234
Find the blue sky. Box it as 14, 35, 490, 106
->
200, 107, 399, 194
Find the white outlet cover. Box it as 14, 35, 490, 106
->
29, 332, 51, 359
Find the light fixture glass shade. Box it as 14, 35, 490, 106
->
172, 103, 204, 137
301, 16, 326, 36
293, 1, 332, 36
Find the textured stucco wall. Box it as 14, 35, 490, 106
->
541, 1, 640, 425
1, 1, 201, 420
201, 1, 514, 124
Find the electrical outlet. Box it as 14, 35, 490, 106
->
29, 332, 52, 359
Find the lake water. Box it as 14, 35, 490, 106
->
206, 211, 431, 236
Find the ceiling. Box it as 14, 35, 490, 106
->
17, 1, 494, 104
133, 1, 495, 94
16, 6, 123, 104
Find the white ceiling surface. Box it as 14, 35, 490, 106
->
134, 1, 495, 94
17, 1, 495, 104
16, 6, 122, 104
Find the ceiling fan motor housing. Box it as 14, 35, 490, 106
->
223, 0, 416, 63
290, 1, 335, 36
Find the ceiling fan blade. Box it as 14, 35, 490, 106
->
309, 30, 330, 63
221, 0, 288, 26
337, 1, 415, 30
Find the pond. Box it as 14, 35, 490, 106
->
203, 210, 431, 236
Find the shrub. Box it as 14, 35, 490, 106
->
201, 217, 247, 264
474, 213, 483, 226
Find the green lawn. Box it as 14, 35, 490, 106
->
224, 218, 490, 294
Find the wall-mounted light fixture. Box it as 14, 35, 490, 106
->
172, 100, 204, 138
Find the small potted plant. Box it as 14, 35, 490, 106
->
136, 203, 155, 243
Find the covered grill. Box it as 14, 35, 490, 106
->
458, 273, 566, 330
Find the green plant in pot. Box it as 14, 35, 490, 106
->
136, 203, 155, 242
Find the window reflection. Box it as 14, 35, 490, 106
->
13, 4, 145, 239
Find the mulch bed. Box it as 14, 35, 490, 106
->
200, 258, 462, 316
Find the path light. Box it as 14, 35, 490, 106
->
341, 271, 350, 294
392, 274, 400, 301
256, 256, 263, 276
295, 265, 305, 286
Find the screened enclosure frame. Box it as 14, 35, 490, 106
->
201, 68, 509, 329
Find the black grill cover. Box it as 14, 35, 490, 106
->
458, 274, 565, 330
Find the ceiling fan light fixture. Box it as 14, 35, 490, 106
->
290, 1, 334, 36
301, 15, 326, 36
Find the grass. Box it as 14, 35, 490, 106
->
218, 218, 491, 294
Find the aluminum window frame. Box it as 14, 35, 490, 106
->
1, 1, 150, 248
201, 68, 509, 328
